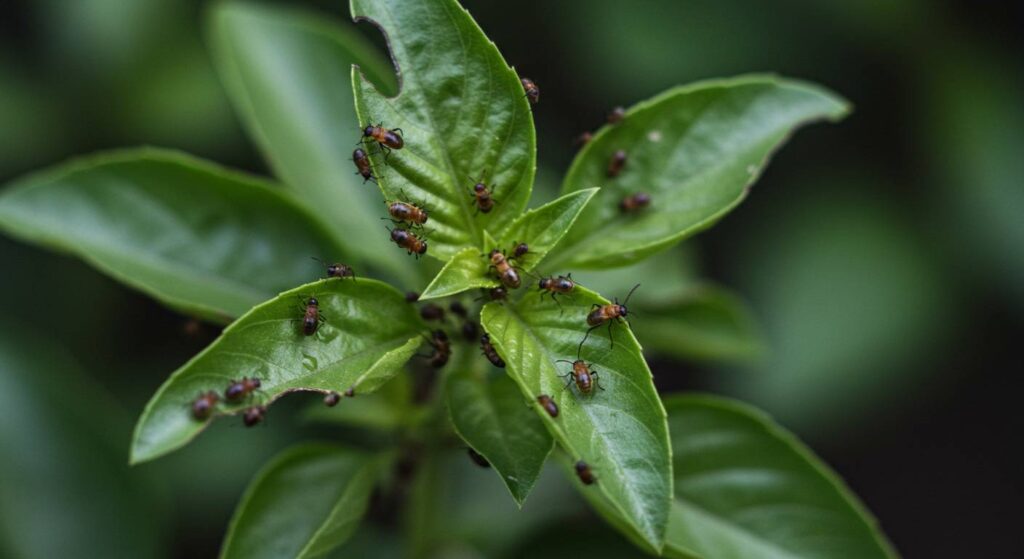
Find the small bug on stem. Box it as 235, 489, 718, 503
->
361, 122, 404, 158
580, 284, 640, 350
224, 376, 261, 403
537, 394, 559, 418
520, 77, 540, 104
575, 460, 597, 485
480, 333, 505, 368
352, 148, 374, 182
191, 391, 219, 420
619, 192, 651, 213
607, 149, 628, 178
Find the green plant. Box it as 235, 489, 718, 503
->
0, 0, 898, 557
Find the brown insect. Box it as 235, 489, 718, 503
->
386, 199, 428, 227
487, 249, 521, 289
480, 333, 505, 368
224, 376, 261, 403
344, 386, 355, 398
461, 320, 479, 341
420, 303, 445, 322
607, 106, 626, 124
575, 460, 597, 485
449, 301, 468, 318
422, 329, 451, 368
520, 77, 540, 104
191, 391, 219, 420
405, 291, 421, 303
537, 394, 559, 418
324, 391, 341, 407
468, 448, 491, 468
475, 286, 507, 302
556, 356, 603, 395
388, 227, 428, 257
362, 122, 404, 157
538, 273, 575, 309
619, 192, 651, 213
512, 242, 529, 260
607, 149, 628, 178
352, 148, 374, 182
581, 284, 640, 349
313, 257, 355, 281
574, 131, 593, 148
243, 406, 266, 427
298, 296, 325, 336
471, 179, 496, 214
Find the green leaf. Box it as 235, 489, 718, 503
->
632, 283, 764, 363
445, 345, 554, 505
0, 323, 165, 559
220, 444, 382, 559
546, 75, 848, 269
420, 247, 497, 300
660, 394, 898, 559
351, 0, 536, 260
481, 286, 672, 550
305, 369, 413, 432
209, 2, 415, 283
497, 188, 598, 271
0, 149, 344, 321
130, 278, 423, 464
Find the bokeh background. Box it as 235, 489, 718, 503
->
2, 0, 1022, 557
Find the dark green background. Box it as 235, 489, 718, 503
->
2, 0, 1021, 556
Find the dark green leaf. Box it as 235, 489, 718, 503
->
351, 0, 536, 260
0, 149, 344, 321
481, 287, 671, 550
131, 278, 423, 464
632, 283, 764, 363
210, 2, 415, 283
660, 394, 898, 559
0, 323, 165, 559
546, 76, 848, 269
221, 444, 382, 559
445, 346, 554, 505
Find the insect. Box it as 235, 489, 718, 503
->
520, 77, 540, 104
468, 448, 491, 468
191, 391, 219, 420
388, 227, 428, 257
224, 376, 261, 403
243, 406, 266, 427
556, 354, 603, 395
449, 301, 468, 318
619, 192, 651, 213
405, 291, 421, 303
475, 286, 507, 302
607, 106, 626, 124
512, 242, 529, 260
299, 296, 325, 336
575, 460, 597, 485
422, 329, 451, 368
386, 198, 428, 227
574, 131, 593, 148
480, 333, 505, 368
420, 303, 445, 322
361, 122, 404, 157
538, 273, 575, 308
607, 149, 628, 178
581, 284, 640, 349
487, 249, 522, 289
352, 148, 374, 182
537, 394, 559, 418
313, 257, 355, 281
324, 391, 341, 407
461, 320, 479, 341
344, 386, 355, 398
471, 179, 496, 214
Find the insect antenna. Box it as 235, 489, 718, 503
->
622, 283, 641, 305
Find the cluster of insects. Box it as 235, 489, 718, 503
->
190, 376, 265, 427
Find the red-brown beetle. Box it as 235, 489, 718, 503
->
575, 460, 597, 485
536, 394, 559, 418
556, 357, 603, 394
487, 249, 521, 289
388, 227, 428, 257
324, 391, 341, 407
224, 376, 261, 403
480, 333, 505, 368
422, 330, 451, 368
191, 391, 219, 420
538, 273, 575, 308
520, 77, 540, 104
471, 180, 496, 214
362, 122, 404, 157
352, 148, 374, 182
581, 284, 640, 350
619, 192, 651, 213
243, 405, 266, 427
607, 149, 628, 178
300, 296, 325, 336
